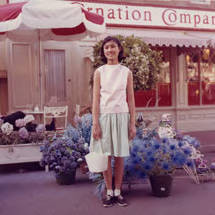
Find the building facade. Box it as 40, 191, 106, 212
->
1, 0, 215, 132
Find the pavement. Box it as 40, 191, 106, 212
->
0, 130, 215, 215
0, 169, 215, 215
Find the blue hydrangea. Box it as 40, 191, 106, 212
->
124, 127, 201, 179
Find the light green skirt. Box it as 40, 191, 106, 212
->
90, 113, 130, 157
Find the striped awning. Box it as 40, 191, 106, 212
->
106, 27, 214, 48
0, 0, 106, 41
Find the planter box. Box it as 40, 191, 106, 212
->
0, 143, 43, 164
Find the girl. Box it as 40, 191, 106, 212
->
90, 36, 136, 207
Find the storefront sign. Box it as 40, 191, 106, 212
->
81, 2, 215, 31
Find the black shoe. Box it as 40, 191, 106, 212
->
102, 195, 114, 208
114, 195, 128, 207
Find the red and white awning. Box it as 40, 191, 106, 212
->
0, 0, 106, 41
106, 28, 214, 48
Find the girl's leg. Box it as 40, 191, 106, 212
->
102, 156, 114, 207
114, 157, 128, 207
114, 157, 124, 189
103, 156, 113, 190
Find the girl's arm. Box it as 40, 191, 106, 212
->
92, 69, 102, 140
127, 71, 136, 140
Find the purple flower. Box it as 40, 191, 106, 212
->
19, 127, 29, 139
73, 115, 82, 127
36, 124, 46, 133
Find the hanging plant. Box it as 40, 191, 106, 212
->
91, 35, 162, 91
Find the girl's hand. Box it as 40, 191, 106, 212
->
129, 124, 136, 140
92, 123, 102, 140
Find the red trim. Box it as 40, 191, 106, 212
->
0, 2, 25, 21
71, 0, 215, 12
52, 23, 86, 35
107, 24, 215, 32
82, 8, 104, 25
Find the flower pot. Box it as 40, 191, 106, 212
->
149, 175, 173, 197
55, 170, 76, 185
0, 143, 43, 164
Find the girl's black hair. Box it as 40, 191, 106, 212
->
100, 36, 124, 63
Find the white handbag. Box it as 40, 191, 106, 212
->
85, 152, 108, 173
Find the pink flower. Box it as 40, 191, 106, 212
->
18, 127, 29, 139
15, 119, 26, 128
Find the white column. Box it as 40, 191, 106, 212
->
176, 53, 188, 107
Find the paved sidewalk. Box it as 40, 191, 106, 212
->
0, 130, 215, 215
0, 169, 215, 215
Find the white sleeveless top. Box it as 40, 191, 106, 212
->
98, 64, 130, 114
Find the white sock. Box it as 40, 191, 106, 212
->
114, 189, 121, 197
107, 189, 113, 196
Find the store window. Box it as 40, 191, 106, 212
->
186, 48, 215, 105
134, 47, 172, 107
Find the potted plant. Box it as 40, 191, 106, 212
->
40, 134, 89, 185
65, 113, 92, 174
0, 120, 46, 164
124, 125, 201, 197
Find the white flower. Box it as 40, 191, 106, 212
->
158, 126, 174, 138
24, 115, 35, 124
77, 158, 83, 163
84, 143, 89, 150
161, 113, 172, 122
1, 122, 13, 135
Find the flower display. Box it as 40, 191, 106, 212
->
86, 113, 204, 197
124, 126, 201, 178
40, 136, 85, 175
0, 123, 46, 145
40, 113, 92, 176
